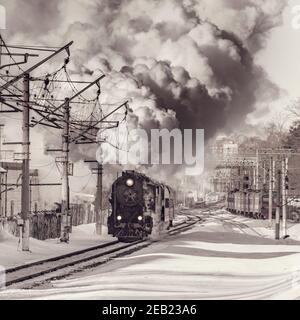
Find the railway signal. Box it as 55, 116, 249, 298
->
243, 175, 249, 190
284, 175, 289, 190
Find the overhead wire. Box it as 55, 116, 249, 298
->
0, 34, 130, 173
69, 174, 94, 194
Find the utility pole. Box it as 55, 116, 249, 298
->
256, 149, 259, 190
183, 176, 186, 207
275, 165, 281, 240
0, 170, 2, 218
0, 124, 3, 217
262, 161, 266, 187
5, 170, 7, 217
0, 39, 73, 251
0, 124, 3, 158
96, 163, 103, 235
0, 37, 127, 246
84, 160, 103, 235
268, 156, 273, 226
252, 165, 256, 190
0, 36, 2, 67
21, 73, 30, 251
60, 99, 71, 242
282, 157, 288, 238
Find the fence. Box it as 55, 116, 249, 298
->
71, 203, 95, 226
0, 203, 110, 240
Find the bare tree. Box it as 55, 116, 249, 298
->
264, 113, 289, 149
287, 98, 300, 121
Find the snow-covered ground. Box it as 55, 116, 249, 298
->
0, 224, 114, 269
1, 209, 300, 300
0, 215, 188, 269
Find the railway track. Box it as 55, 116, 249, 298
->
196, 208, 264, 237
219, 217, 263, 236
2, 217, 201, 289
4, 240, 148, 289
179, 202, 264, 238
168, 215, 202, 236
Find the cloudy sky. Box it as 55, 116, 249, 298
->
251, 0, 300, 128
2, 0, 299, 139
258, 0, 300, 99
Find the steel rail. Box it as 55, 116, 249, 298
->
4, 218, 201, 288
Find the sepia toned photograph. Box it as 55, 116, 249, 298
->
0, 0, 300, 305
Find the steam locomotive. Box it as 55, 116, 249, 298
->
108, 171, 176, 242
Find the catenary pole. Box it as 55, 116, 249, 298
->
21, 73, 30, 251
60, 99, 70, 242
96, 163, 103, 235
282, 157, 288, 238
275, 165, 281, 240
268, 156, 273, 227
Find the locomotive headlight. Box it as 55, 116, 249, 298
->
117, 215, 122, 221
126, 178, 134, 187
138, 216, 143, 221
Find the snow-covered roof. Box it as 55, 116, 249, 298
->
0, 167, 7, 173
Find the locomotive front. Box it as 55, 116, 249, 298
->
108, 171, 152, 241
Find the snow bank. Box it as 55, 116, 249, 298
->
175, 241, 300, 254
174, 214, 189, 225
2, 249, 300, 300
2, 211, 300, 300
0, 228, 5, 241
287, 224, 300, 241
0, 223, 114, 269
0, 226, 13, 242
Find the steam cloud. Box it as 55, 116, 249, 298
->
0, 0, 287, 193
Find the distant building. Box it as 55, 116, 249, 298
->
210, 136, 239, 160
223, 142, 238, 157
209, 137, 239, 193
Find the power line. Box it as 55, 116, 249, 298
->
0, 34, 130, 247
